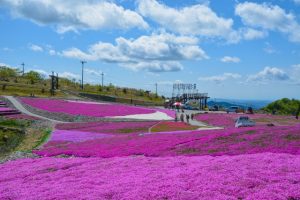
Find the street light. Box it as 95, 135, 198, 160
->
80, 60, 87, 90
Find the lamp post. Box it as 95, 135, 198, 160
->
80, 61, 86, 90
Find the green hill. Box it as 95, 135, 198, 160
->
262, 98, 300, 116
0, 66, 164, 105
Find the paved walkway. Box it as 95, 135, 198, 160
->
174, 109, 224, 130
4, 96, 65, 123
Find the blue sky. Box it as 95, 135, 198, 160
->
0, 0, 300, 100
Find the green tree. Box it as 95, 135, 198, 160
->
0, 66, 18, 81
25, 71, 43, 84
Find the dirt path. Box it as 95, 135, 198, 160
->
4, 96, 66, 123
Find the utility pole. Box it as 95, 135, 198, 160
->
80, 61, 87, 90
101, 72, 104, 88
155, 83, 158, 96
21, 62, 25, 76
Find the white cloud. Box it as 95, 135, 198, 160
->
84, 68, 103, 77
292, 64, 300, 70
247, 67, 290, 82
137, 0, 238, 42
29, 44, 43, 52
49, 49, 56, 56
0, 0, 148, 33
263, 42, 278, 54
61, 33, 208, 72
31, 69, 48, 77
199, 73, 242, 84
0, 62, 17, 69
240, 28, 268, 40
221, 56, 240, 63
122, 61, 183, 72
2, 47, 13, 52
157, 80, 183, 85
60, 72, 80, 80
235, 2, 300, 42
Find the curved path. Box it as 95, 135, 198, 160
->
4, 96, 65, 123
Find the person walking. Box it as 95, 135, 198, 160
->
186, 114, 190, 123
180, 113, 184, 122
191, 113, 194, 120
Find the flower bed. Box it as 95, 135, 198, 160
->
56, 121, 159, 134
4, 114, 40, 121
1, 153, 300, 200
151, 121, 199, 132
19, 97, 160, 117
35, 124, 300, 157
195, 113, 300, 128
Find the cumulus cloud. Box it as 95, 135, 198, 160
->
0, 62, 17, 69
0, 0, 148, 33
239, 28, 268, 40
61, 33, 208, 72
137, 0, 238, 42
157, 80, 183, 85
198, 73, 242, 84
292, 64, 300, 70
235, 2, 300, 42
29, 44, 43, 52
221, 56, 240, 63
247, 67, 290, 82
60, 72, 80, 80
30, 69, 48, 77
121, 61, 183, 72
84, 68, 103, 77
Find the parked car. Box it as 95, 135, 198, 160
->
226, 106, 239, 113
235, 116, 255, 128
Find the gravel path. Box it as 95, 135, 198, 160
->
4, 96, 65, 123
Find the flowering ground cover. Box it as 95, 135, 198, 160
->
36, 124, 300, 157
0, 107, 14, 111
19, 97, 173, 118
195, 113, 300, 128
56, 121, 159, 134
1, 153, 300, 200
150, 121, 199, 132
4, 114, 40, 120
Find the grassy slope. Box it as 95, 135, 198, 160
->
0, 118, 52, 158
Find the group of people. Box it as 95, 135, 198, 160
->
175, 110, 194, 123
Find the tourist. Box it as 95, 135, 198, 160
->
180, 113, 184, 122
191, 113, 194, 120
186, 114, 190, 123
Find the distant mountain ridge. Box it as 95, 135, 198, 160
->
208, 98, 272, 110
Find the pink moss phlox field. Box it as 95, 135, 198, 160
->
0, 107, 14, 111
50, 130, 114, 142
195, 113, 300, 128
4, 114, 40, 120
36, 124, 300, 157
56, 121, 158, 134
1, 153, 300, 200
19, 97, 174, 117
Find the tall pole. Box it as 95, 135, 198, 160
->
155, 83, 158, 96
21, 62, 25, 76
101, 72, 104, 88
80, 61, 86, 90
